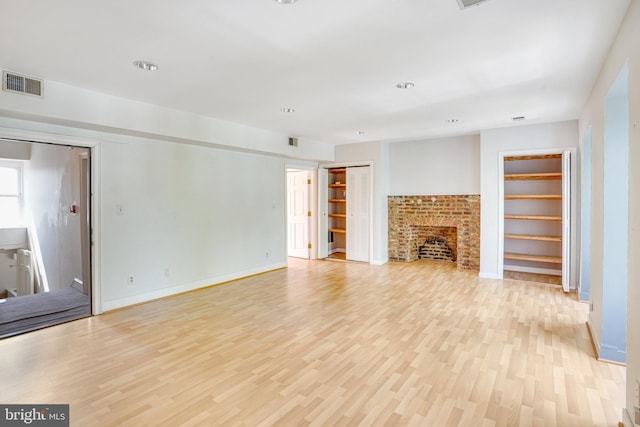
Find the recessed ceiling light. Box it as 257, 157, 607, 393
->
396, 82, 415, 89
274, 0, 298, 3
446, 119, 459, 123
280, 108, 295, 113
133, 60, 158, 71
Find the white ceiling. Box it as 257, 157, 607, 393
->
0, 0, 631, 146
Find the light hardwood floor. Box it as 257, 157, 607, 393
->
0, 259, 625, 426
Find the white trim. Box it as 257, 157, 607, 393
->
91, 143, 102, 314
317, 167, 328, 258
623, 407, 635, 427
319, 161, 374, 170
0, 126, 101, 148
497, 153, 505, 279
0, 160, 24, 227
562, 150, 571, 292
102, 262, 286, 312
479, 272, 501, 279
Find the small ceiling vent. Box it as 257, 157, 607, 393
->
456, 0, 492, 10
2, 71, 43, 97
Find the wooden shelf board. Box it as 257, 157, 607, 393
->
504, 154, 562, 161
505, 194, 562, 200
329, 228, 346, 234
329, 184, 346, 188
503, 265, 562, 276
504, 214, 562, 221
505, 172, 562, 181
504, 233, 562, 242
328, 199, 346, 203
328, 168, 346, 173
504, 252, 562, 264
328, 213, 346, 218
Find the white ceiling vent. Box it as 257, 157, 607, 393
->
2, 71, 43, 97
456, 0, 492, 10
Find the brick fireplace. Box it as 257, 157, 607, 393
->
417, 226, 457, 262
388, 195, 480, 270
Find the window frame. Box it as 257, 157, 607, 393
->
0, 160, 25, 227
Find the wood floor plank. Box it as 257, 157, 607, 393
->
0, 258, 626, 426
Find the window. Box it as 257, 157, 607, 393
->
0, 162, 24, 227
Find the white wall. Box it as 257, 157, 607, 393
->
0, 70, 335, 310
388, 135, 480, 195
100, 135, 288, 310
0, 77, 334, 162
479, 121, 578, 280
25, 144, 85, 291
0, 112, 316, 311
0, 140, 30, 160
579, 0, 639, 422
334, 142, 389, 265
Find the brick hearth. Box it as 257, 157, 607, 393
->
388, 195, 480, 270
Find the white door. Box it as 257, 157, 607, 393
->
346, 166, 370, 262
318, 168, 328, 258
562, 151, 571, 292
287, 170, 310, 259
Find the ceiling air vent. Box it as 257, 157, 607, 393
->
2, 71, 43, 97
456, 0, 492, 10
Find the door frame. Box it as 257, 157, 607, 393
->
318, 161, 374, 263
497, 147, 577, 291
286, 168, 312, 259
0, 126, 102, 314
285, 163, 318, 260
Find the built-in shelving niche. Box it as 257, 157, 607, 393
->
502, 152, 571, 289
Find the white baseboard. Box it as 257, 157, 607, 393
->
370, 259, 387, 266
479, 272, 501, 279
102, 262, 286, 312
623, 407, 637, 427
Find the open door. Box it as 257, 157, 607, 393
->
287, 170, 310, 259
346, 166, 370, 262
317, 168, 328, 259
561, 150, 571, 292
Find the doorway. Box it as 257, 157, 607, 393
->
498, 149, 575, 291
286, 169, 312, 259
0, 139, 92, 338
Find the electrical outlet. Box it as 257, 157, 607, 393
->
128, 275, 134, 285
164, 268, 171, 278
265, 252, 269, 258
